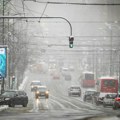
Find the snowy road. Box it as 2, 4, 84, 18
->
0, 69, 120, 120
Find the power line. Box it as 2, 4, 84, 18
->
9, 2, 49, 17
38, 2, 48, 22
24, 0, 120, 6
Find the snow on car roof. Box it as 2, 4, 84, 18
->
31, 80, 41, 83
82, 71, 94, 74
85, 89, 96, 92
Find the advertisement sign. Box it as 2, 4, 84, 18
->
0, 47, 7, 78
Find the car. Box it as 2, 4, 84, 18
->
31, 80, 41, 92
83, 89, 97, 102
68, 86, 81, 97
35, 86, 49, 99
113, 94, 120, 110
103, 93, 116, 107
0, 90, 28, 107
64, 74, 71, 81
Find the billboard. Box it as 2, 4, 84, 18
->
0, 46, 7, 78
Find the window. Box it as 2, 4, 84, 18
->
85, 73, 94, 80
103, 80, 116, 87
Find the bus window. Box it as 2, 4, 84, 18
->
103, 80, 116, 87
85, 74, 94, 80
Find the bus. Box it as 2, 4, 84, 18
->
96, 77, 118, 93
93, 77, 118, 105
80, 72, 95, 88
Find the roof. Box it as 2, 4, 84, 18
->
85, 89, 96, 92
99, 76, 118, 80
82, 71, 94, 74
31, 80, 41, 83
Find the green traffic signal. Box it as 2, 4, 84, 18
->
69, 36, 74, 48
69, 43, 73, 48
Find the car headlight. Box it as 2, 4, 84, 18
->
36, 91, 40, 94
46, 91, 49, 94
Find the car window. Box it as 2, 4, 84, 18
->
31, 81, 41, 86
38, 87, 47, 91
2, 91, 15, 97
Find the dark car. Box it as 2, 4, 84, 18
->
83, 89, 97, 102
68, 86, 81, 97
35, 86, 49, 99
0, 90, 28, 107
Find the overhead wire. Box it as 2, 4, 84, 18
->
21, 0, 25, 17
24, 0, 120, 6
38, 2, 48, 22
9, 1, 22, 15
9, 2, 49, 17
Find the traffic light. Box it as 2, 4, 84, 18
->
12, 76, 15, 84
69, 36, 74, 48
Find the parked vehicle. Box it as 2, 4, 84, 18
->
83, 89, 97, 102
113, 94, 120, 110
103, 93, 116, 107
31, 80, 41, 92
35, 86, 49, 99
68, 86, 81, 97
0, 90, 28, 107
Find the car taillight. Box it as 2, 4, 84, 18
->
115, 98, 120, 101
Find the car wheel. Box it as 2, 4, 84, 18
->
113, 103, 118, 110
83, 96, 86, 102
9, 102, 15, 107
103, 102, 106, 107
46, 95, 49, 99
95, 101, 100, 106
35, 95, 38, 99
23, 102, 27, 107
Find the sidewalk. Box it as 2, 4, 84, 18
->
0, 105, 8, 111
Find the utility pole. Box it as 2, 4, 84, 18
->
1, 0, 5, 93
2, 0, 5, 45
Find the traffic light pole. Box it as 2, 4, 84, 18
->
0, 16, 73, 36
0, 16, 73, 92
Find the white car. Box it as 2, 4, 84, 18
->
103, 93, 117, 107
68, 86, 81, 97
31, 81, 41, 92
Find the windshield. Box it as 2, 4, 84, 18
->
38, 87, 47, 91
103, 80, 116, 87
106, 94, 117, 99
31, 82, 41, 86
0, 1, 119, 120
85, 91, 96, 95
85, 74, 94, 80
2, 91, 15, 97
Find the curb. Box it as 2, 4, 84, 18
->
0, 105, 8, 111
